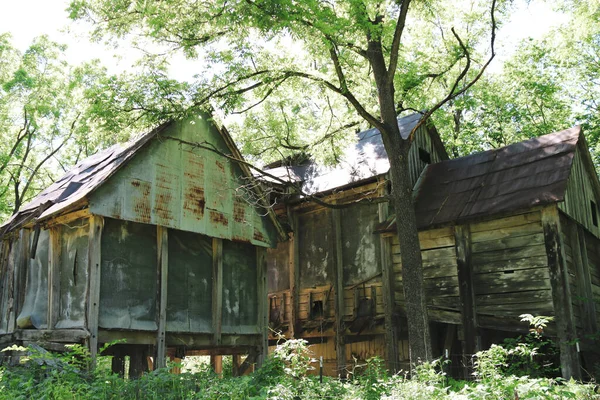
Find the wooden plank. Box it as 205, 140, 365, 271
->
332, 209, 346, 378
471, 244, 547, 263
472, 268, 552, 295
292, 210, 300, 335
455, 224, 479, 377
575, 224, 598, 334
256, 246, 268, 368
212, 238, 223, 346
470, 211, 541, 233
288, 232, 296, 338
472, 255, 548, 274
541, 206, 581, 380
378, 191, 399, 373
45, 209, 91, 228
470, 220, 542, 243
47, 228, 59, 330
471, 232, 545, 253
155, 226, 168, 369
15, 229, 30, 322
86, 215, 103, 365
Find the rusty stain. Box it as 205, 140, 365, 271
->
154, 191, 174, 221
209, 210, 229, 226
253, 228, 266, 243
215, 160, 225, 174
233, 200, 246, 223
183, 186, 205, 220
131, 179, 152, 224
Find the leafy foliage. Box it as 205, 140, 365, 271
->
0, 335, 598, 400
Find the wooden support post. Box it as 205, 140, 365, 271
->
454, 224, 479, 378
155, 226, 168, 369
332, 209, 347, 379
210, 354, 223, 375
291, 210, 300, 337
111, 354, 125, 378
15, 229, 30, 322
212, 238, 223, 346
129, 345, 149, 379
541, 207, 581, 380
232, 354, 241, 377
86, 215, 103, 365
378, 193, 400, 373
47, 227, 60, 330
256, 246, 268, 368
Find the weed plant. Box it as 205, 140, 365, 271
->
0, 319, 598, 399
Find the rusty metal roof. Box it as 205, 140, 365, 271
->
263, 113, 447, 194
377, 126, 582, 232
0, 123, 170, 235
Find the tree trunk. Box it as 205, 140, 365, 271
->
386, 134, 433, 366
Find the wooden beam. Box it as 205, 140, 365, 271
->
256, 246, 268, 368
332, 209, 347, 379
47, 227, 60, 329
86, 215, 103, 365
155, 225, 168, 369
212, 238, 223, 346
454, 224, 479, 377
291, 209, 300, 337
541, 206, 581, 380
44, 209, 91, 228
287, 233, 296, 338
574, 224, 598, 333
378, 184, 400, 373
15, 229, 30, 323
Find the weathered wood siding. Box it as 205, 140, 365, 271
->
89, 116, 276, 247
392, 210, 554, 323
393, 227, 459, 312
408, 126, 445, 187
267, 240, 290, 293
470, 211, 553, 318
0, 239, 15, 334
297, 209, 333, 289
559, 147, 600, 238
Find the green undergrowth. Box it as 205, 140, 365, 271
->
0, 318, 598, 399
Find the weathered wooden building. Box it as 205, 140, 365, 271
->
266, 117, 600, 380
0, 113, 284, 376
264, 113, 449, 376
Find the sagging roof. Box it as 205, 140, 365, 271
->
377, 125, 582, 232
262, 113, 447, 195
1, 114, 286, 242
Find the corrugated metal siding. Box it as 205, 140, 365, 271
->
89, 116, 276, 247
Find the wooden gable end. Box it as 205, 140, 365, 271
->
88, 115, 277, 247
408, 124, 447, 188
559, 135, 600, 239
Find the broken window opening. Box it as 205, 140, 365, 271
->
311, 300, 324, 320
418, 147, 431, 164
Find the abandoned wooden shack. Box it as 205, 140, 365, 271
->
264, 113, 448, 376
266, 118, 600, 380
0, 112, 284, 376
